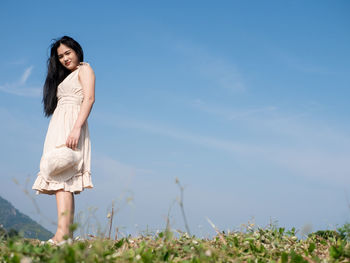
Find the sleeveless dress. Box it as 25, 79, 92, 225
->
32, 62, 94, 195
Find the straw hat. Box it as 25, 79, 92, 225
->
40, 144, 83, 182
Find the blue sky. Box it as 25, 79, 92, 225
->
0, 0, 349, 238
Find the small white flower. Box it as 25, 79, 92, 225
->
205, 250, 212, 257
112, 251, 121, 257
20, 256, 32, 263
136, 254, 141, 260
74, 236, 83, 241
182, 232, 190, 238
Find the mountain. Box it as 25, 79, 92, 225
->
0, 195, 53, 240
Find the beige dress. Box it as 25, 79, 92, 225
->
32, 62, 94, 195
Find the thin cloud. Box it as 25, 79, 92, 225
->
97, 112, 264, 155
270, 149, 350, 185
93, 153, 155, 183
95, 110, 350, 186
0, 66, 41, 97
8, 58, 27, 65
191, 98, 277, 121
274, 48, 334, 75
190, 98, 350, 146
173, 40, 246, 92
20, 67, 33, 84
189, 99, 350, 184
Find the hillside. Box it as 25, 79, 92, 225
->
0, 195, 53, 241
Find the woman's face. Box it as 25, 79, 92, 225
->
57, 43, 79, 71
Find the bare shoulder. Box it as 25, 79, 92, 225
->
78, 62, 95, 78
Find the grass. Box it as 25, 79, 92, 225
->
1, 222, 350, 262
4, 176, 350, 262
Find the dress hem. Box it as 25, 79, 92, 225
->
32, 170, 93, 195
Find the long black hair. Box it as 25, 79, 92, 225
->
43, 36, 84, 117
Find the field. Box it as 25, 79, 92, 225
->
1, 222, 350, 263
2, 179, 350, 262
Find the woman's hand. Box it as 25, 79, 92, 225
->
66, 127, 81, 150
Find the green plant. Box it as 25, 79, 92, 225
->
337, 222, 350, 241
308, 230, 341, 240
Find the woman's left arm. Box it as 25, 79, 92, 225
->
66, 64, 95, 150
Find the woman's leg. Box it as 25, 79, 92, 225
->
53, 190, 75, 242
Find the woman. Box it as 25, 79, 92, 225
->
32, 36, 95, 245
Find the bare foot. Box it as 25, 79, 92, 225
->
54, 229, 71, 243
